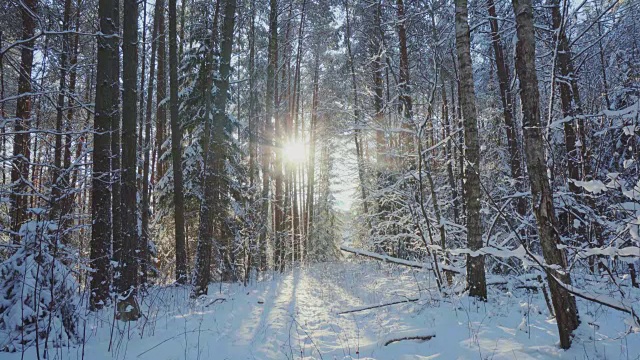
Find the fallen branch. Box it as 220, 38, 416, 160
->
205, 298, 227, 307
341, 246, 423, 268
337, 298, 419, 315
549, 273, 640, 325
340, 246, 462, 274
384, 334, 436, 346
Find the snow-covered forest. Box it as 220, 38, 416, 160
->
0, 0, 639, 357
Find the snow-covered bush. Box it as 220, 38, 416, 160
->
0, 220, 79, 352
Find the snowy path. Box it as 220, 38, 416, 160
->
169, 262, 431, 359
4, 261, 639, 359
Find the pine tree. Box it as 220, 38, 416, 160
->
115, 0, 141, 321
169, 0, 188, 284
192, 0, 237, 297
90, 0, 117, 310
0, 221, 79, 352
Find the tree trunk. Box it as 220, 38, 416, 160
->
90, 0, 116, 310
372, 1, 385, 172
137, 0, 147, 190
305, 53, 319, 259
345, 0, 369, 218
111, 0, 122, 273
259, 0, 278, 272
442, 83, 459, 223
248, 0, 258, 189
61, 0, 81, 244
272, 0, 285, 273
116, 0, 141, 321
192, 0, 221, 297
291, 0, 305, 262
51, 0, 71, 225
511, 0, 580, 349
140, 0, 161, 286
192, 0, 237, 296
455, 0, 487, 300
281, 4, 292, 268
396, 0, 413, 154
10, 0, 37, 243
486, 0, 525, 216
550, 0, 581, 194
155, 3, 167, 185
169, 0, 188, 284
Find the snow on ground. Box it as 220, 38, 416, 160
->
2, 261, 639, 359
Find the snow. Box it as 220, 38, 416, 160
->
571, 179, 608, 194
622, 125, 637, 136
2, 262, 639, 359
624, 159, 635, 169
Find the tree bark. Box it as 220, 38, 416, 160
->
111, 0, 123, 277
442, 83, 459, 223
155, 2, 167, 185
291, 0, 305, 263
305, 53, 319, 260
396, 0, 413, 154
455, 0, 487, 300
10, 0, 37, 243
192, 0, 237, 296
192, 0, 221, 297
116, 0, 141, 321
259, 0, 278, 272
140, 0, 161, 286
550, 0, 581, 194
486, 0, 525, 216
50, 0, 72, 225
345, 0, 369, 218
272, 0, 285, 273
169, 0, 188, 284
372, 4, 385, 171
61, 2, 81, 243
511, 0, 579, 348
248, 0, 258, 189
90, 0, 116, 310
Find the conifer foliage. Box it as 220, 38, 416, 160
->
0, 221, 78, 352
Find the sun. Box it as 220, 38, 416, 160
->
283, 141, 307, 164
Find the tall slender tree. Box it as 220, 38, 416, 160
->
50, 0, 72, 227
140, 0, 162, 286
261, 0, 278, 272
485, 0, 525, 216
305, 52, 320, 257
90, 0, 117, 310
111, 0, 122, 261
455, 0, 487, 300
396, 0, 413, 154
345, 0, 369, 217
192, 0, 237, 296
169, 0, 188, 284
10, 0, 38, 243
192, 0, 221, 297
115, 0, 141, 320
511, 0, 580, 348
155, 2, 167, 185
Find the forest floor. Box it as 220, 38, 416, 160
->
4, 261, 640, 359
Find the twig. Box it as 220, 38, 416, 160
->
204, 298, 226, 307
337, 298, 419, 315
384, 334, 435, 346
